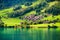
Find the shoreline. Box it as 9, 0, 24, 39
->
0, 24, 58, 28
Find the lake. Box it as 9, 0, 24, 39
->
0, 28, 60, 40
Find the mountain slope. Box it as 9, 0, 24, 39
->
0, 0, 60, 26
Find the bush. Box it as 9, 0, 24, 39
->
13, 6, 22, 11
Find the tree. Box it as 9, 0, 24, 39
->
45, 3, 60, 15
46, 0, 55, 2
0, 20, 4, 27
0, 16, 2, 19
25, 2, 32, 6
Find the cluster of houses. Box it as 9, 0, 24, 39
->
24, 14, 44, 22
23, 13, 52, 22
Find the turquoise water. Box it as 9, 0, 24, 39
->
0, 28, 60, 40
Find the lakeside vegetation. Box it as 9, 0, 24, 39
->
0, 0, 60, 28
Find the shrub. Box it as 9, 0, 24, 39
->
13, 6, 22, 11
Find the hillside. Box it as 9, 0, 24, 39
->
0, 0, 60, 27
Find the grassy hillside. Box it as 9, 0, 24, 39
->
0, 0, 60, 27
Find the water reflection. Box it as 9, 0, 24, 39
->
0, 28, 60, 40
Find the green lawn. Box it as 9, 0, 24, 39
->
1, 18, 22, 26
